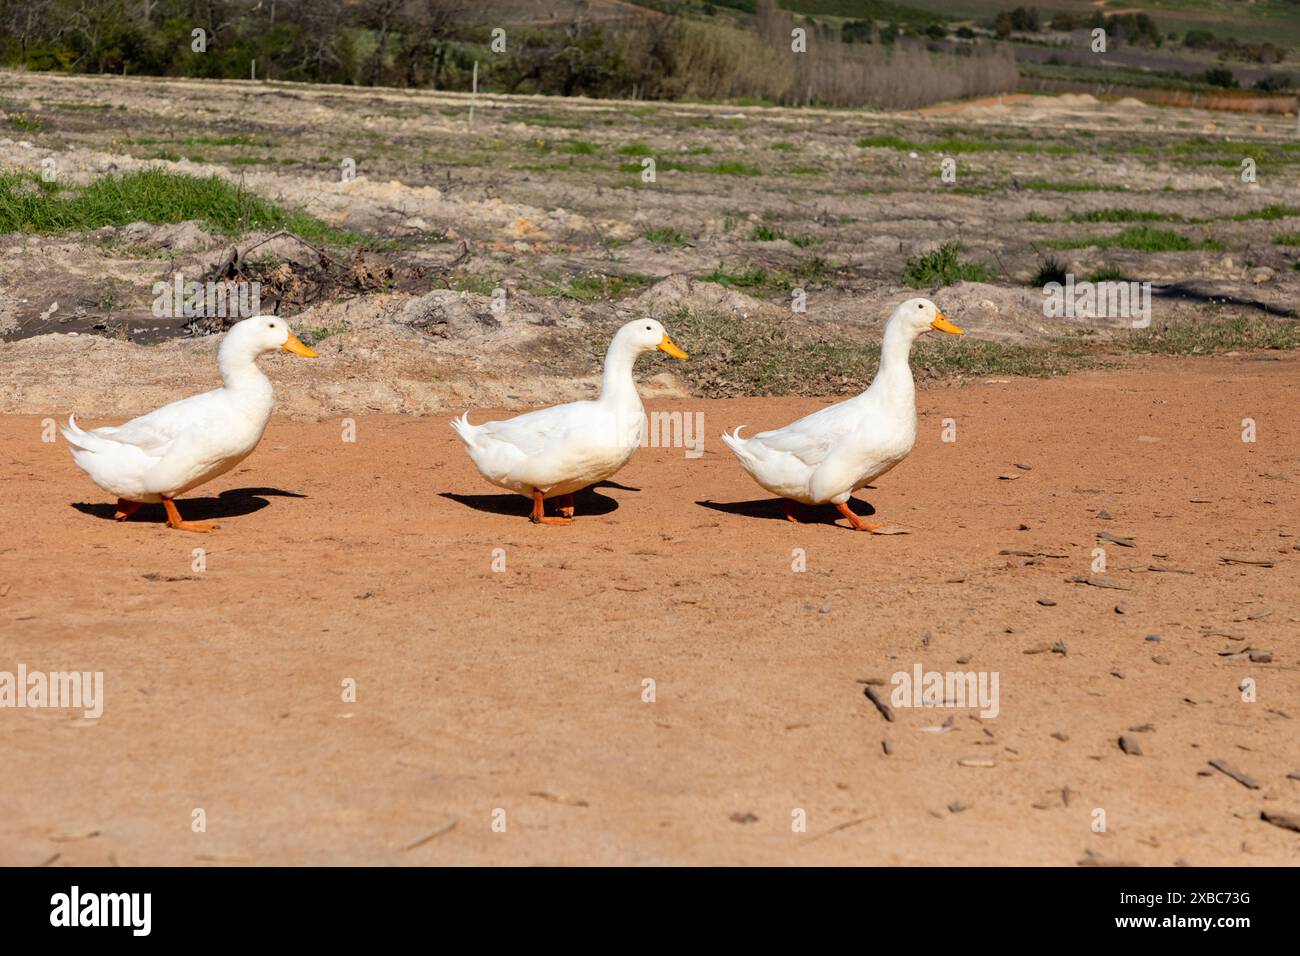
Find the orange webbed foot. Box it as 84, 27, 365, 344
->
531, 490, 574, 526
162, 497, 218, 533
836, 501, 882, 533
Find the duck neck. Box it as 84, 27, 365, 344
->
868, 317, 918, 405
218, 340, 273, 403
598, 338, 643, 410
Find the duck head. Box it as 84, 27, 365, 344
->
613, 318, 689, 360
892, 298, 964, 339
220, 315, 319, 363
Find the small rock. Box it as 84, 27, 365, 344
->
1208, 758, 1260, 790
818, 603, 831, 614
1068, 574, 1131, 591
1119, 735, 1143, 755
948, 800, 970, 813
1037, 597, 1057, 607
1097, 509, 1114, 520
958, 758, 995, 768
1097, 531, 1135, 548
1261, 810, 1300, 834
1114, 603, 1127, 614
1152, 655, 1170, 665
1145, 633, 1160, 642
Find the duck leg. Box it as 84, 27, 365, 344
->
784, 499, 802, 523
557, 493, 575, 518
114, 498, 144, 521
530, 490, 573, 525
836, 501, 881, 533
162, 496, 218, 533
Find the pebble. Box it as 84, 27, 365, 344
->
958, 758, 995, 768
1208, 758, 1260, 790
1097, 509, 1114, 520
818, 603, 831, 614
1097, 531, 1135, 548
1068, 574, 1131, 591
1118, 735, 1143, 756
863, 686, 895, 723
1152, 655, 1170, 665
1261, 811, 1300, 834
1037, 597, 1056, 607
1115, 602, 1127, 614
1145, 633, 1160, 642
947, 800, 970, 813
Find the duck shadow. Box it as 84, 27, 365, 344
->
72, 487, 307, 523
696, 496, 876, 524
440, 481, 637, 518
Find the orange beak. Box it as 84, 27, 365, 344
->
281, 332, 319, 358
930, 312, 964, 335
657, 333, 688, 359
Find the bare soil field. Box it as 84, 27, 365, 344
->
2, 353, 1297, 866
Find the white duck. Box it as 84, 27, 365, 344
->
451, 318, 688, 524
722, 298, 962, 531
62, 315, 318, 532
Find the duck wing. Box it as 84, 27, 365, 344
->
473, 400, 604, 457
750, 397, 866, 467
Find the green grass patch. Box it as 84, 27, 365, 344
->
561, 140, 599, 154
0, 168, 365, 244
1232, 204, 1300, 221
1047, 226, 1222, 252
544, 273, 651, 301
1022, 180, 1107, 193
1087, 266, 1127, 282
7, 112, 42, 131
1124, 315, 1300, 355
1068, 209, 1184, 223
769, 142, 800, 152
1274, 233, 1300, 246
617, 142, 654, 156
642, 227, 688, 246
697, 161, 761, 176
902, 242, 991, 289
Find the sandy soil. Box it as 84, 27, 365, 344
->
2, 353, 1297, 866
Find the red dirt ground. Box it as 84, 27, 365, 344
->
2, 353, 1298, 865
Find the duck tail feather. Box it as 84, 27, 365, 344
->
449, 411, 476, 448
